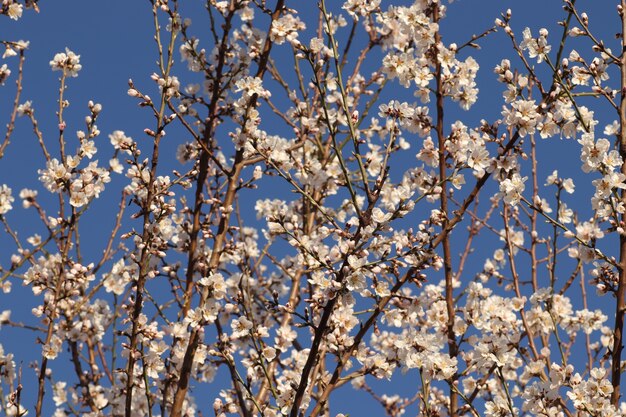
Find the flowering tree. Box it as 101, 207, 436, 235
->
1, 0, 626, 416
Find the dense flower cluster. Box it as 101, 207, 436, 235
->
49, 47, 82, 77
2, 1, 626, 417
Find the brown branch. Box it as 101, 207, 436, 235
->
307, 124, 523, 416
180, 0, 238, 319
0, 49, 25, 159
611, 0, 626, 406
433, 4, 458, 415
124, 3, 177, 415
169, 1, 285, 416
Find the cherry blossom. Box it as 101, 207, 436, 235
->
2, 2, 626, 417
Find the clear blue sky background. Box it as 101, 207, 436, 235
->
0, 0, 621, 415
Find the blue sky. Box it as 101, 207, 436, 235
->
0, 0, 622, 415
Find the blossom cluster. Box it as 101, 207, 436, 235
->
1, 1, 626, 417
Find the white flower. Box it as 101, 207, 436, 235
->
520, 27, 551, 63
179, 38, 204, 72
592, 172, 626, 199
52, 381, 67, 406
1, 41, 25, 63
0, 185, 14, 214
198, 273, 226, 300
571, 66, 590, 86
49, 48, 82, 77
109, 158, 123, 174
576, 220, 604, 243
374, 281, 390, 297
0, 64, 11, 85
5, 400, 28, 417
502, 99, 539, 137
231, 316, 253, 338
604, 120, 619, 137
235, 76, 270, 99
79, 140, 97, 159
309, 37, 324, 54
545, 169, 559, 186
371, 207, 391, 224
447, 173, 465, 190
342, 0, 380, 19
499, 173, 527, 206
109, 130, 133, 153
270, 14, 305, 46
239, 6, 254, 21
416, 137, 439, 167
262, 346, 277, 361
42, 334, 63, 359
16, 101, 32, 116
3, 46, 17, 59
579, 134, 611, 173
558, 203, 573, 224
7, 3, 23, 20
